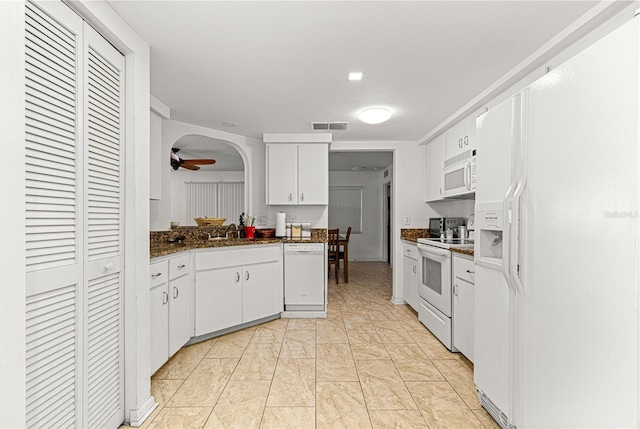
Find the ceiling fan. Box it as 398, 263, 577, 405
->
170, 148, 216, 171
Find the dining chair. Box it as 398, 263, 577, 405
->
327, 228, 340, 283
338, 226, 351, 283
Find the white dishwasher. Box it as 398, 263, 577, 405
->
284, 243, 326, 311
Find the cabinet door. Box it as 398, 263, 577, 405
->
424, 134, 446, 202
453, 277, 474, 362
195, 267, 243, 335
150, 283, 169, 375
298, 144, 328, 204
266, 144, 298, 204
150, 111, 162, 200
445, 121, 466, 158
243, 261, 281, 322
402, 256, 418, 311
169, 274, 191, 356
463, 114, 477, 150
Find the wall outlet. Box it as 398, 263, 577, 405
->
288, 214, 296, 222
403, 216, 411, 226
257, 215, 266, 225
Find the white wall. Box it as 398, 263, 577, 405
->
329, 171, 385, 261
0, 3, 26, 426
265, 205, 328, 229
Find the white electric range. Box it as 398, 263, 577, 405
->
416, 237, 474, 350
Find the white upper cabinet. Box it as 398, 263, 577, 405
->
298, 144, 329, 204
424, 133, 446, 202
265, 143, 329, 205
266, 144, 298, 204
446, 113, 477, 159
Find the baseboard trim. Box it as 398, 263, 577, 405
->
128, 395, 157, 427
390, 296, 406, 305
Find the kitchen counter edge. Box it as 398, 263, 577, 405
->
151, 237, 327, 259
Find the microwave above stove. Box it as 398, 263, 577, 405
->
442, 149, 476, 198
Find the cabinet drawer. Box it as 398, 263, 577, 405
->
195, 245, 282, 270
454, 255, 475, 284
403, 243, 417, 260
150, 260, 168, 288
169, 253, 190, 280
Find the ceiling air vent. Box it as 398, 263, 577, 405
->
312, 122, 348, 131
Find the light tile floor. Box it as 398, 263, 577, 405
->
123, 261, 500, 429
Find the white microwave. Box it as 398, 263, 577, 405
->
442, 149, 476, 198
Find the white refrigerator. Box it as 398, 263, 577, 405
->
474, 15, 639, 429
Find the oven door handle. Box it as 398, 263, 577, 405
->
417, 244, 451, 258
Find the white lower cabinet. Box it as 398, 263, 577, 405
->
194, 245, 283, 336
150, 253, 192, 374
453, 253, 475, 362
402, 241, 418, 311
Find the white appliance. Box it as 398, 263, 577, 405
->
417, 237, 474, 350
284, 243, 325, 311
442, 149, 476, 198
474, 16, 639, 429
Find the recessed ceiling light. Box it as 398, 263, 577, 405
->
348, 72, 363, 81
358, 107, 391, 125
222, 121, 236, 127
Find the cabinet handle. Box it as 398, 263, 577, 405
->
300, 193, 304, 202
173, 286, 179, 299
151, 272, 162, 280
466, 269, 475, 274
458, 138, 463, 148
412, 265, 417, 274
177, 264, 186, 270
245, 271, 250, 281
464, 135, 469, 146
453, 284, 458, 296
288, 193, 293, 202
162, 291, 169, 305
235, 272, 241, 283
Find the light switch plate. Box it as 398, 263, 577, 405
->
403, 216, 411, 226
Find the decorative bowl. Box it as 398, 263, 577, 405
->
194, 217, 226, 227
257, 228, 275, 238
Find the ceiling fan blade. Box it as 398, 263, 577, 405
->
181, 164, 200, 171
182, 159, 216, 165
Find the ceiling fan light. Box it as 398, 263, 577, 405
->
358, 107, 391, 125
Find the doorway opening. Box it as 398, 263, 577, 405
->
384, 181, 392, 264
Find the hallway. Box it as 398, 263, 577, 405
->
129, 261, 498, 428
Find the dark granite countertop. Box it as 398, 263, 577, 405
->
150, 235, 327, 258
450, 247, 474, 257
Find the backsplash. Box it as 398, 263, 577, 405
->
400, 228, 430, 242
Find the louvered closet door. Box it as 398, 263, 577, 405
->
25, 2, 83, 428
82, 23, 125, 429
25, 2, 125, 428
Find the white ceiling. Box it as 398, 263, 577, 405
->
109, 1, 598, 144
